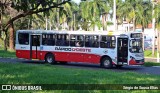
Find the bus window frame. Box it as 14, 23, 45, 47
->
70, 34, 84, 47
18, 33, 30, 45
42, 33, 56, 46
100, 35, 116, 48
55, 34, 69, 46
85, 35, 100, 48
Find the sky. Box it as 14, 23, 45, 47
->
72, 0, 81, 4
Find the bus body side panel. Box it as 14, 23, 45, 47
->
16, 50, 30, 59
83, 53, 101, 63
54, 52, 69, 61
16, 44, 30, 59
40, 51, 101, 63
67, 52, 84, 62
41, 46, 102, 63
39, 51, 47, 60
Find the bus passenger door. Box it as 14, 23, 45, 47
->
30, 35, 41, 60
117, 38, 128, 64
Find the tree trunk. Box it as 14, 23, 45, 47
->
105, 14, 108, 31
142, 27, 145, 51
133, 17, 136, 31
3, 39, 7, 51
3, 31, 7, 51
9, 23, 14, 50
128, 22, 130, 32
102, 14, 105, 31
152, 31, 155, 56
158, 31, 160, 53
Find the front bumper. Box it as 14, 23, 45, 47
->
129, 59, 144, 65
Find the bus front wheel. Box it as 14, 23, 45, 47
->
101, 57, 113, 69
45, 54, 55, 64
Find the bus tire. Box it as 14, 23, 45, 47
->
101, 57, 113, 69
45, 53, 55, 64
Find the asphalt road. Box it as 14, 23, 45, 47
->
0, 58, 160, 75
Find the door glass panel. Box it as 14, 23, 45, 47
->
32, 35, 40, 46
118, 38, 128, 62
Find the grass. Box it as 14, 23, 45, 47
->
144, 50, 157, 58
0, 62, 160, 93
0, 39, 16, 58
144, 62, 160, 67
0, 49, 16, 58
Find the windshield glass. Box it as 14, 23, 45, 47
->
130, 39, 143, 53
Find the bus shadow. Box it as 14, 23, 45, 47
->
58, 62, 101, 69
55, 62, 143, 71
21, 60, 143, 71
112, 66, 144, 71
22, 60, 46, 64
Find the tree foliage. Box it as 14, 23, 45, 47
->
0, 0, 71, 32
0, 0, 70, 50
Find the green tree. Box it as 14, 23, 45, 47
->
0, 0, 71, 50
59, 1, 72, 30
135, 0, 152, 32
80, 0, 110, 31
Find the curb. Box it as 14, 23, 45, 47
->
0, 57, 16, 59
152, 66, 160, 67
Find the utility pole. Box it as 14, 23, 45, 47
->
0, 1, 3, 32
156, 28, 159, 62
152, 2, 155, 57
49, 19, 51, 30
74, 13, 75, 31
57, 0, 59, 30
0, 6, 2, 31
45, 17, 48, 30
113, 0, 117, 31
152, 0, 159, 62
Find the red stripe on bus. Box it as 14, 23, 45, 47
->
16, 50, 101, 64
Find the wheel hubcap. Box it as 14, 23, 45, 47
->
47, 56, 53, 63
104, 60, 110, 66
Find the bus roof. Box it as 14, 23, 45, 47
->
17, 30, 131, 36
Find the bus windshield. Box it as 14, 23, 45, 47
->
129, 39, 143, 53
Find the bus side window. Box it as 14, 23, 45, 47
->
75, 41, 81, 47
77, 35, 84, 47
100, 36, 115, 48
18, 33, 29, 45
70, 35, 84, 47
93, 36, 99, 48
70, 35, 76, 46
56, 34, 62, 46
85, 36, 90, 47
85, 35, 98, 47
65, 35, 69, 46
42, 34, 55, 46
100, 36, 106, 48
56, 34, 69, 46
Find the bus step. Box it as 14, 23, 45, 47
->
32, 59, 39, 61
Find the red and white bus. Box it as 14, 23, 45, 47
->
15, 30, 144, 68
